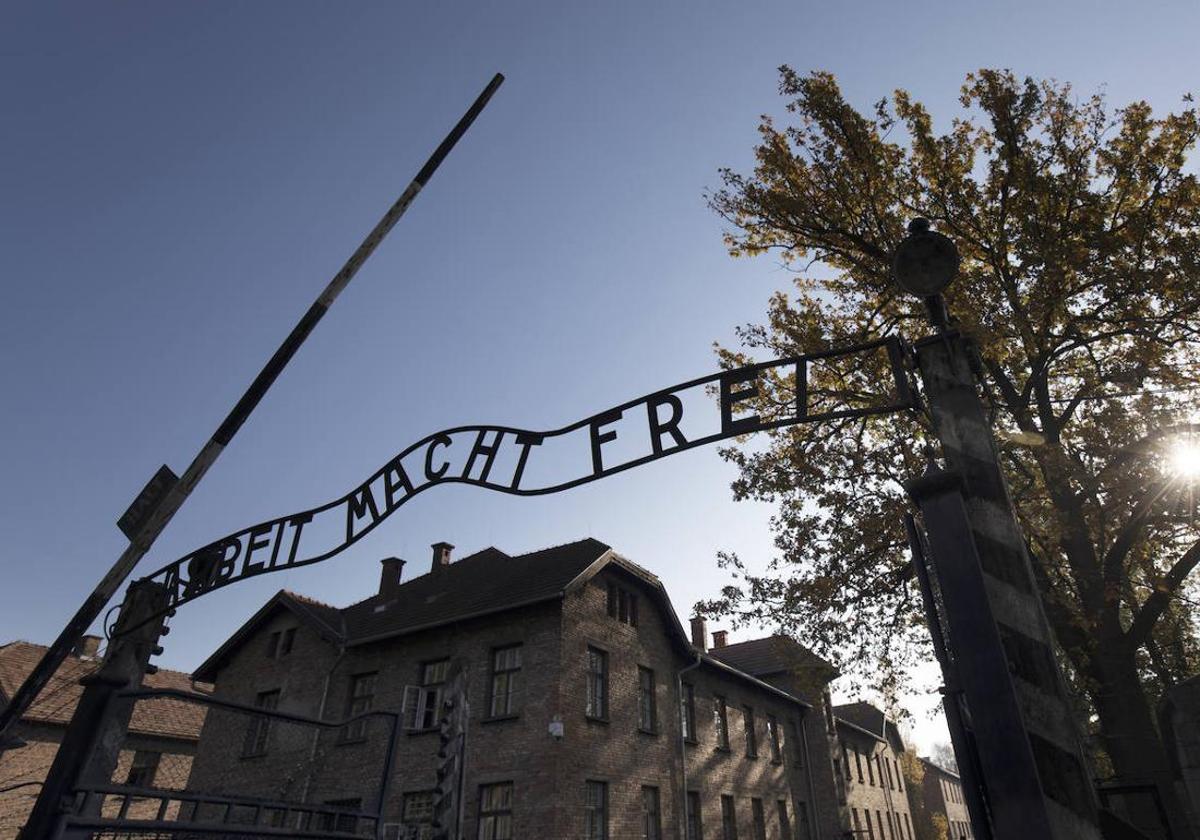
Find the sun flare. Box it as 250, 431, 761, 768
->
1168, 439, 1200, 479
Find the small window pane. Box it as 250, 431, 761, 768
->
767, 715, 782, 762
721, 795, 738, 840
681, 683, 696, 741
638, 667, 656, 732
777, 800, 792, 840
242, 690, 279, 757
584, 780, 608, 840
343, 672, 377, 742
642, 786, 661, 840
751, 799, 766, 840
490, 645, 523, 717
279, 627, 295, 656
424, 660, 449, 685
743, 706, 757, 758
586, 647, 608, 719
686, 791, 702, 840
713, 696, 730, 750
478, 782, 513, 840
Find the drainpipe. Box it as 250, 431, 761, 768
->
877, 714, 900, 839
301, 644, 348, 804
677, 652, 702, 840
799, 711, 822, 840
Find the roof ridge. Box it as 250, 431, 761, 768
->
283, 590, 339, 610
281, 591, 346, 638
513, 536, 610, 558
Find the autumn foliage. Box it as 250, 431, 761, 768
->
704, 68, 1200, 788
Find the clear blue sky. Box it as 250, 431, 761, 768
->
3, 1, 1197, 752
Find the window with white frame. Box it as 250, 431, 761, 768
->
403, 659, 449, 731
393, 791, 434, 840
478, 782, 513, 840
342, 672, 377, 742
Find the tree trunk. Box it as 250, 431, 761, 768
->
1088, 641, 1196, 838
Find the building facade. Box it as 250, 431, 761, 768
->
1160, 676, 1200, 839
832, 703, 915, 840
913, 759, 972, 840
186, 538, 842, 839
0, 637, 206, 840
705, 634, 849, 839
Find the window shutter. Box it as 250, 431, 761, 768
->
401, 684, 422, 731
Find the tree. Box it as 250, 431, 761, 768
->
702, 67, 1200, 808
900, 751, 940, 840
928, 742, 958, 775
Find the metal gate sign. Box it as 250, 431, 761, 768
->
138, 338, 911, 612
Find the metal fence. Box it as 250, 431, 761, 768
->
55, 688, 400, 840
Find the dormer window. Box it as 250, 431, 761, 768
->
605, 582, 638, 627
266, 627, 296, 660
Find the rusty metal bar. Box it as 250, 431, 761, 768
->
0, 72, 505, 748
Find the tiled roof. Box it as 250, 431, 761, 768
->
343, 538, 611, 643
194, 538, 612, 681
192, 538, 818, 713
0, 641, 207, 740
834, 701, 907, 752
834, 701, 885, 733
919, 756, 960, 780
708, 634, 836, 677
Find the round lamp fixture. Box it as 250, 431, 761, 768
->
893, 218, 960, 297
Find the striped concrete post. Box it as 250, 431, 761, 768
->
910, 330, 1103, 839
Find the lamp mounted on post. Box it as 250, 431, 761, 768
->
893, 217, 959, 330
898, 217, 1106, 840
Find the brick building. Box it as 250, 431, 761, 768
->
913, 759, 972, 840
704, 635, 849, 839
832, 703, 915, 840
186, 538, 844, 838
0, 637, 206, 840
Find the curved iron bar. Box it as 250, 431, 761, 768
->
128, 337, 913, 624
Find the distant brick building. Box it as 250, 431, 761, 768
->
832, 702, 916, 840
705, 634, 849, 839
187, 538, 845, 839
914, 758, 972, 840
0, 637, 206, 840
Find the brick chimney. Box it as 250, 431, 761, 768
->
379, 556, 406, 596
690, 616, 708, 651
432, 541, 455, 571
712, 630, 728, 649
73, 635, 102, 659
